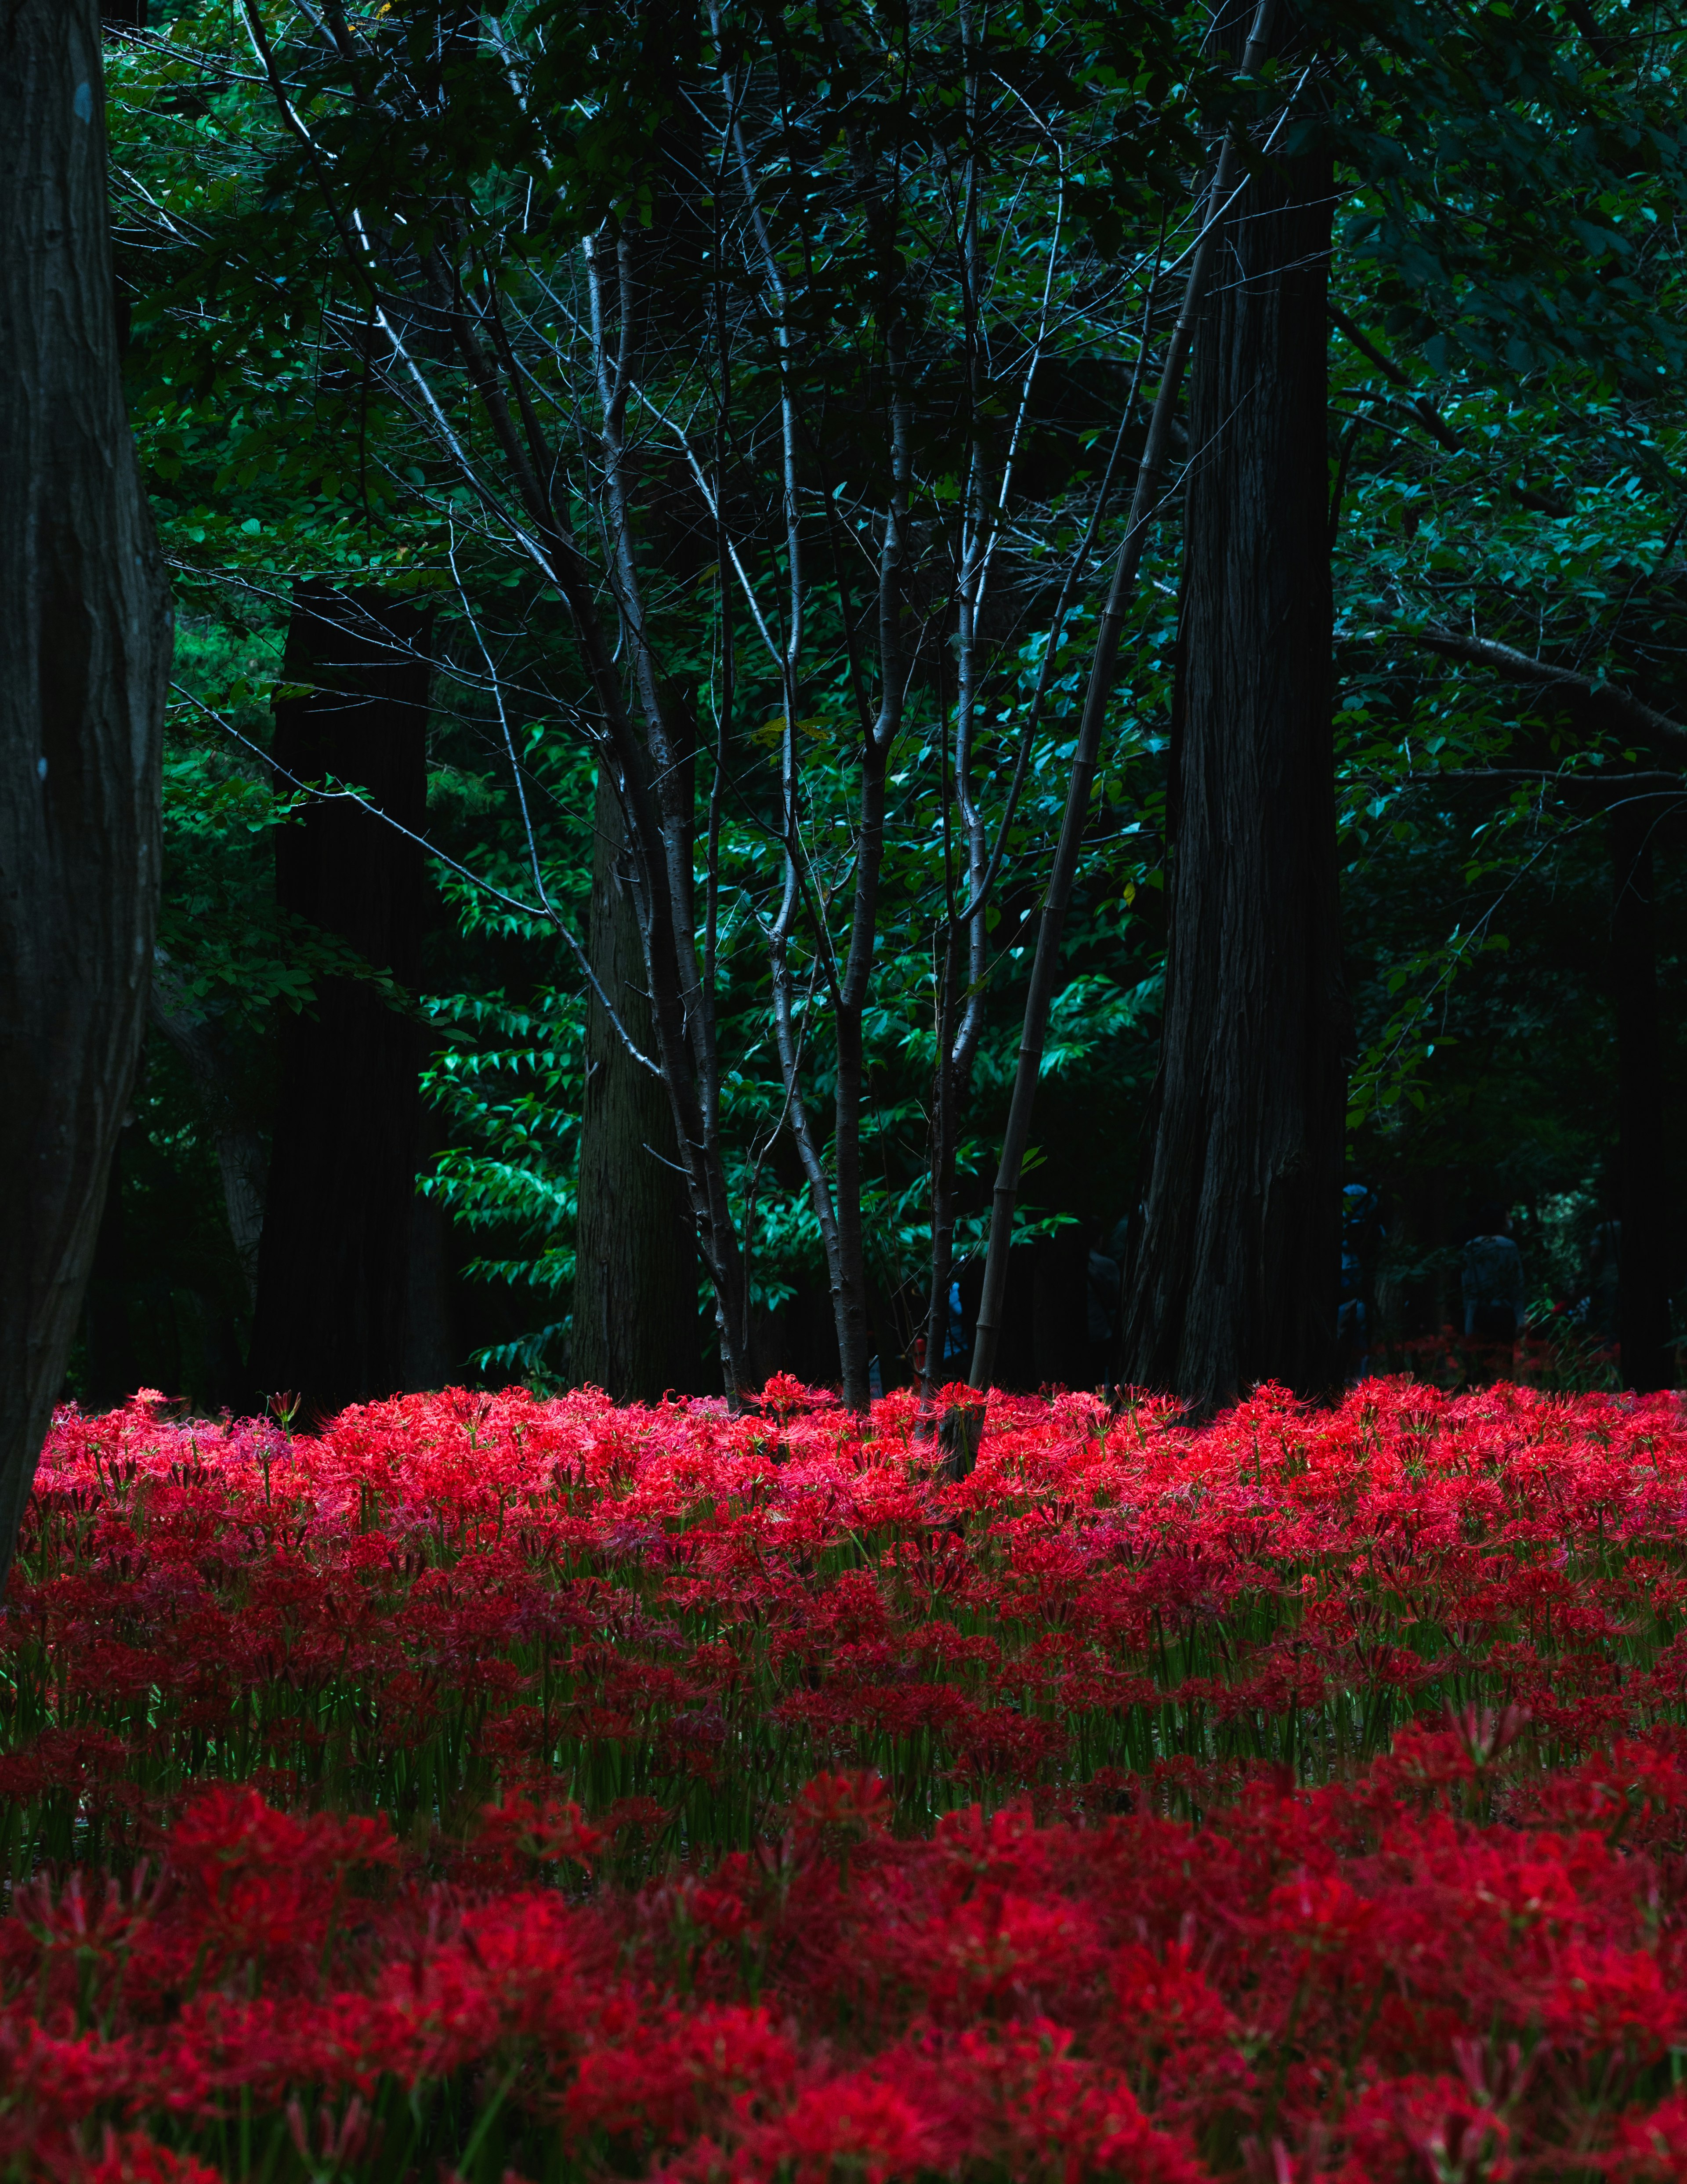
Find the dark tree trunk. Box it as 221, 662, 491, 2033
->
1611, 806, 1672, 1390
573, 769, 699, 1400
0, 0, 170, 1582
1119, 12, 1345, 1409
246, 587, 429, 1419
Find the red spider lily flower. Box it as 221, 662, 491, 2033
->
473, 1790, 605, 1875
1446, 1703, 1531, 1768
737, 2073, 948, 2184
563, 2003, 799, 2142
1611, 2088, 1687, 2180
790, 1771, 891, 1838
21, 1377, 1687, 2180
85, 2130, 225, 2184
1343, 2073, 1513, 2184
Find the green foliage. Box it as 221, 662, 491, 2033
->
101, 0, 1687, 1379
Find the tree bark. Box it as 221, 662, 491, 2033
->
574, 769, 699, 1400
0, 0, 170, 1583
967, 1, 1278, 1399
246, 586, 429, 1418
1611, 805, 1672, 1390
1119, 8, 1345, 1409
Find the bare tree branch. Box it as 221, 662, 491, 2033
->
1398, 624, 1687, 750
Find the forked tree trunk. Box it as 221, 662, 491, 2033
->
1119, 10, 1345, 1408
966, 3, 1278, 1408
246, 587, 429, 1419
1611, 804, 1672, 1391
0, 0, 170, 1586
574, 770, 699, 1399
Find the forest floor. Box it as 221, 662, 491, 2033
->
2, 1377, 1686, 2181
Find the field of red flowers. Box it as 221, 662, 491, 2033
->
7, 1376, 1687, 2183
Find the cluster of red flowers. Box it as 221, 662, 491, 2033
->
6, 1375, 1687, 2180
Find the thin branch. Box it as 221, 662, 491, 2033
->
1328, 305, 1569, 517
1394, 624, 1687, 750
170, 683, 660, 1073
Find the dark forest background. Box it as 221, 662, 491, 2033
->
68, 0, 1687, 1414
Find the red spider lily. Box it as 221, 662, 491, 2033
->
1343, 2072, 1513, 2183
727, 2071, 950, 2184
562, 2003, 799, 2142
789, 1770, 892, 1837
1612, 2088, 1687, 2180
84, 2130, 224, 2184
468, 1789, 605, 1880
11, 1380, 1687, 2179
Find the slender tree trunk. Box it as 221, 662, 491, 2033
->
830, 323, 911, 1412
581, 234, 753, 1399
574, 769, 699, 1400
85, 1124, 139, 1408
926, 35, 992, 1413
149, 965, 267, 1304
1119, 9, 1344, 1408
1611, 804, 1671, 1390
819, 24, 915, 1413
0, 0, 170, 1585
246, 587, 428, 1418
923, 972, 962, 1403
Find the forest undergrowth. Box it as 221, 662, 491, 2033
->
6, 1379, 1687, 2181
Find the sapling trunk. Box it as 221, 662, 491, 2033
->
150, 965, 267, 1305
924, 12, 993, 1417
831, 320, 912, 1411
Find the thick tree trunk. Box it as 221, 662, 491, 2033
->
1611, 806, 1672, 1390
246, 587, 429, 1419
574, 769, 699, 1400
1119, 18, 1344, 1409
0, 0, 170, 1583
